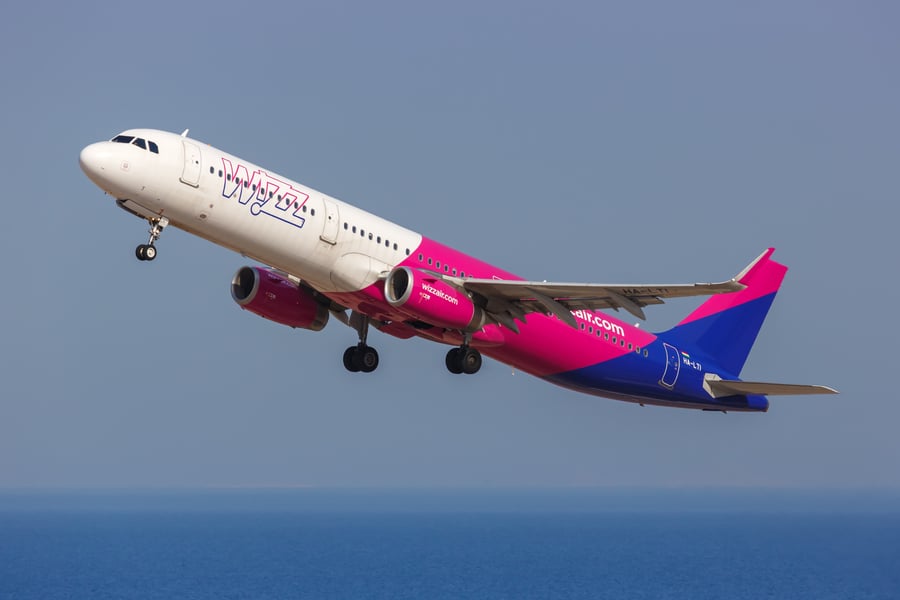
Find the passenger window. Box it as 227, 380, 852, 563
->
418, 253, 423, 261
427, 258, 433, 265
148, 141, 159, 154
209, 167, 214, 174
344, 223, 348, 230
218, 170, 223, 177
352, 226, 357, 233
311, 209, 315, 216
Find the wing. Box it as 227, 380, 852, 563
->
450, 262, 746, 331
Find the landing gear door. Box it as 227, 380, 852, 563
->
180, 140, 201, 187
659, 342, 681, 389
320, 198, 339, 245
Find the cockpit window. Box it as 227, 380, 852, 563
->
111, 134, 160, 154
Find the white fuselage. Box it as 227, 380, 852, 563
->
81, 129, 421, 296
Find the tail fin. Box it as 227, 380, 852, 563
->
661, 248, 787, 376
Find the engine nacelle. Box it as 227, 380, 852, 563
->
231, 266, 329, 331
384, 266, 485, 332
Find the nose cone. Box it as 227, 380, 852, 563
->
79, 142, 117, 188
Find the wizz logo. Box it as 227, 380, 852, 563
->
221, 158, 308, 229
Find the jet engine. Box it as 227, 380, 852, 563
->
231, 266, 329, 331
384, 266, 485, 331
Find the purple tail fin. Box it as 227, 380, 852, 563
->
661, 248, 788, 376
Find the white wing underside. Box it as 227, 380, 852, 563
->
704, 374, 839, 398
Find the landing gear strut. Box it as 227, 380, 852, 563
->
343, 312, 379, 373
446, 344, 482, 375
135, 217, 168, 261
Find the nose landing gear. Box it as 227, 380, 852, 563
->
135, 217, 168, 261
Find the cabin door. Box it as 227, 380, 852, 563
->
659, 343, 681, 389
180, 141, 201, 187
320, 198, 340, 245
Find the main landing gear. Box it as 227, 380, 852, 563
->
339, 312, 482, 376
135, 217, 168, 261
445, 342, 482, 375
343, 313, 379, 373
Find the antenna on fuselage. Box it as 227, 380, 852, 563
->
180, 129, 189, 137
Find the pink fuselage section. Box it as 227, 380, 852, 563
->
327, 237, 657, 379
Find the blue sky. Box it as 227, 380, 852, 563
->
0, 1, 897, 489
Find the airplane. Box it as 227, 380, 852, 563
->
79, 128, 837, 412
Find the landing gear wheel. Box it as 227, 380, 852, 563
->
446, 347, 481, 374
445, 348, 463, 374
461, 347, 482, 374
355, 345, 379, 373
343, 344, 379, 373
343, 346, 360, 372
135, 244, 157, 261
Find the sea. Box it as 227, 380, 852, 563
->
1, 488, 898, 599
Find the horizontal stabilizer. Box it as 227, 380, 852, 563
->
704, 374, 838, 398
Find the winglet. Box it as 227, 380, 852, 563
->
734, 247, 776, 283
